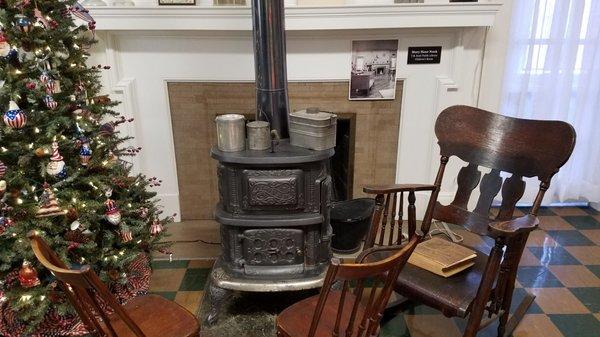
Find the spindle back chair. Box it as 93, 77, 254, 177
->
28, 231, 199, 337
362, 105, 576, 337
277, 236, 423, 337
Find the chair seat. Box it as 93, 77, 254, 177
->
277, 291, 370, 337
363, 238, 490, 318
104, 294, 200, 337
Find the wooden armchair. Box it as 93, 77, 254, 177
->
277, 224, 433, 337
28, 231, 200, 337
363, 105, 576, 337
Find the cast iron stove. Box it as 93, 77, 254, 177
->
205, 0, 334, 324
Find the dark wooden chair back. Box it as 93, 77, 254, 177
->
307, 236, 420, 337
27, 231, 147, 337
433, 105, 576, 234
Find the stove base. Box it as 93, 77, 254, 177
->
204, 257, 328, 325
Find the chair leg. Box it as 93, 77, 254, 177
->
499, 291, 535, 337
463, 241, 504, 337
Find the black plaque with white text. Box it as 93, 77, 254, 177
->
407, 46, 442, 64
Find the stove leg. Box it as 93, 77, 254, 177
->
204, 281, 232, 326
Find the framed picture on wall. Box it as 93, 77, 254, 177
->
159, 0, 196, 5
349, 39, 399, 101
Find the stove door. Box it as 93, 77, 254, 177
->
241, 228, 304, 271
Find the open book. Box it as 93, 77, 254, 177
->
408, 237, 477, 277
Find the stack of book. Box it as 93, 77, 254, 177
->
408, 237, 477, 277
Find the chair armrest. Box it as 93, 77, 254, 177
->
488, 214, 539, 238
363, 184, 437, 195
356, 244, 406, 264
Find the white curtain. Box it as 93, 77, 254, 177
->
501, 0, 600, 204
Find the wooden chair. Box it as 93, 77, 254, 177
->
27, 231, 200, 337
363, 105, 576, 337
277, 189, 439, 337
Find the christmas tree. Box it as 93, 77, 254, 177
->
0, 1, 171, 335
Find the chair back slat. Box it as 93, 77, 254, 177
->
307, 236, 420, 337
27, 232, 147, 337
388, 192, 398, 246
472, 169, 502, 216
496, 174, 526, 221
450, 163, 481, 209
396, 192, 404, 244
378, 195, 391, 246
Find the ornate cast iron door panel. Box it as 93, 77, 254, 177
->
241, 229, 304, 266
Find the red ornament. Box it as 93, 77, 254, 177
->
18, 261, 41, 288
26, 82, 36, 90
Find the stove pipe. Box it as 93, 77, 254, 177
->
252, 0, 290, 139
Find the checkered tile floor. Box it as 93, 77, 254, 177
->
150, 207, 600, 337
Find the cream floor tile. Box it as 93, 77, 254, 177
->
188, 259, 216, 268
550, 207, 588, 216
564, 246, 600, 265
404, 315, 462, 337
150, 268, 187, 292
174, 291, 204, 314
580, 230, 600, 246
548, 265, 600, 287
526, 230, 559, 247
520, 249, 542, 266
538, 216, 575, 231
512, 314, 564, 337
529, 288, 590, 314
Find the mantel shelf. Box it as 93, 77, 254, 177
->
90, 3, 502, 31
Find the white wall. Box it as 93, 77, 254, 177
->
88, 21, 512, 220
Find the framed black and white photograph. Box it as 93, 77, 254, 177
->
349, 40, 399, 100
159, 0, 196, 5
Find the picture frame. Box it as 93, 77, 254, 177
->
159, 0, 196, 5
349, 39, 399, 101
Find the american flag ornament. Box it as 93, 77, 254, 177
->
105, 198, 122, 225
70, 3, 95, 24
150, 219, 163, 235
0, 161, 6, 178
39, 71, 51, 84
45, 79, 60, 94
0, 33, 10, 57
46, 142, 67, 178
15, 15, 32, 34
79, 138, 92, 166
3, 101, 27, 129
44, 95, 58, 110
120, 225, 133, 243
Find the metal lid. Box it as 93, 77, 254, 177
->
290, 108, 336, 121
247, 121, 269, 128
215, 114, 245, 122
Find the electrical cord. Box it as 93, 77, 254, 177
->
163, 239, 221, 245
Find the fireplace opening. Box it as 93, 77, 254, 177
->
330, 115, 355, 202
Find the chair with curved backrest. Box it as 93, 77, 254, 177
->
362, 105, 576, 337
277, 185, 439, 337
28, 231, 200, 337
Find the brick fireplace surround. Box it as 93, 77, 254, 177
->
167, 81, 403, 221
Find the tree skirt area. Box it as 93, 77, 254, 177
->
198, 282, 318, 337
0, 254, 151, 337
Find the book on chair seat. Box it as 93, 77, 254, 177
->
408, 237, 477, 277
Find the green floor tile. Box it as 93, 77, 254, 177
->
586, 265, 600, 278
179, 268, 211, 291
517, 266, 564, 288
151, 259, 189, 269
380, 314, 411, 337
569, 288, 600, 313
579, 207, 600, 215
549, 314, 600, 337
519, 206, 556, 216
151, 291, 177, 301
528, 246, 581, 265
511, 288, 543, 314
546, 230, 595, 246
563, 216, 600, 230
